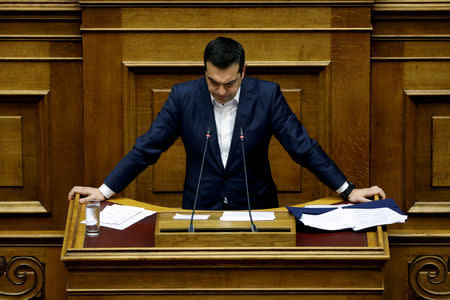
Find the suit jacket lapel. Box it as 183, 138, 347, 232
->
225, 77, 254, 171
198, 78, 225, 172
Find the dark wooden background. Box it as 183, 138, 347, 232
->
0, 1, 449, 299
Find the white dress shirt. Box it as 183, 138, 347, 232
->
211, 88, 240, 168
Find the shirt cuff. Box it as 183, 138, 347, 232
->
99, 184, 116, 199
336, 181, 349, 194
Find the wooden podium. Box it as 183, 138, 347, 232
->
155, 211, 296, 247
61, 197, 390, 299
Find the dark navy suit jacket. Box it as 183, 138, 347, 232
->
104, 76, 347, 210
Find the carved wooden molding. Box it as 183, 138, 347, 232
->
81, 27, 373, 32
0, 3, 80, 12
372, 35, 450, 41
0, 256, 44, 299
79, 0, 375, 8
0, 35, 81, 41
123, 60, 331, 68
0, 57, 83, 62
371, 57, 450, 61
409, 255, 450, 300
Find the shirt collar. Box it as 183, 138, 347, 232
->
210, 87, 241, 107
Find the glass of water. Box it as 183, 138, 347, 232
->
85, 200, 100, 236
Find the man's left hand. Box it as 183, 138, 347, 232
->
348, 186, 386, 203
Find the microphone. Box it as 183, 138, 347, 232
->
189, 128, 211, 232
240, 128, 258, 232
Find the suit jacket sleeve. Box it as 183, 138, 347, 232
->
103, 85, 181, 193
270, 83, 347, 191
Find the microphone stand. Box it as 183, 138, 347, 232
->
240, 128, 258, 232
189, 129, 211, 232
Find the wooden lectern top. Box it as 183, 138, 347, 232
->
62, 196, 386, 250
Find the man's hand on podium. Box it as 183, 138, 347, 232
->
67, 186, 106, 204
348, 186, 386, 203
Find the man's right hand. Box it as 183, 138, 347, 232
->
67, 186, 106, 204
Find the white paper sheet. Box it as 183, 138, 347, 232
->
173, 213, 210, 220
101, 209, 155, 230
304, 204, 351, 208
220, 211, 276, 221
300, 207, 407, 231
349, 207, 407, 231
300, 207, 353, 231
81, 204, 156, 230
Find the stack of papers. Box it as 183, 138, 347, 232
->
287, 198, 407, 231
220, 211, 276, 221
82, 204, 156, 230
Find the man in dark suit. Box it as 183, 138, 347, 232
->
69, 37, 385, 208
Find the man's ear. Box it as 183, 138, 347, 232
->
241, 63, 247, 78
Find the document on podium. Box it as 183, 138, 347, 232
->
81, 204, 156, 230
220, 211, 276, 221
173, 213, 210, 220
287, 198, 407, 231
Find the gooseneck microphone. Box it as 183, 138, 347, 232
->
189, 128, 211, 232
240, 128, 258, 232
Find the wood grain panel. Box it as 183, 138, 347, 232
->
331, 32, 371, 189
0, 62, 50, 89
83, 33, 123, 188
0, 92, 48, 213
0, 116, 22, 186
122, 33, 331, 62
0, 20, 80, 35
432, 116, 450, 187
0, 3, 80, 300
120, 7, 332, 29
403, 92, 450, 213
373, 19, 450, 35
405, 61, 450, 88
371, 59, 405, 207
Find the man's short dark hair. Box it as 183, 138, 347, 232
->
204, 37, 245, 73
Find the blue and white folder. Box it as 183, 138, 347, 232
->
287, 198, 407, 231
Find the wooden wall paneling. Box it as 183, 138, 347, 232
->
330, 6, 372, 189
432, 116, 450, 187
0, 65, 83, 228
371, 11, 450, 214
0, 116, 22, 186
49, 61, 84, 228
370, 61, 405, 207
0, 3, 80, 299
404, 90, 450, 213
0, 91, 50, 215
372, 4, 450, 300
331, 32, 371, 189
82, 33, 123, 188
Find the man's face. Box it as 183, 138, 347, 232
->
205, 61, 246, 104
